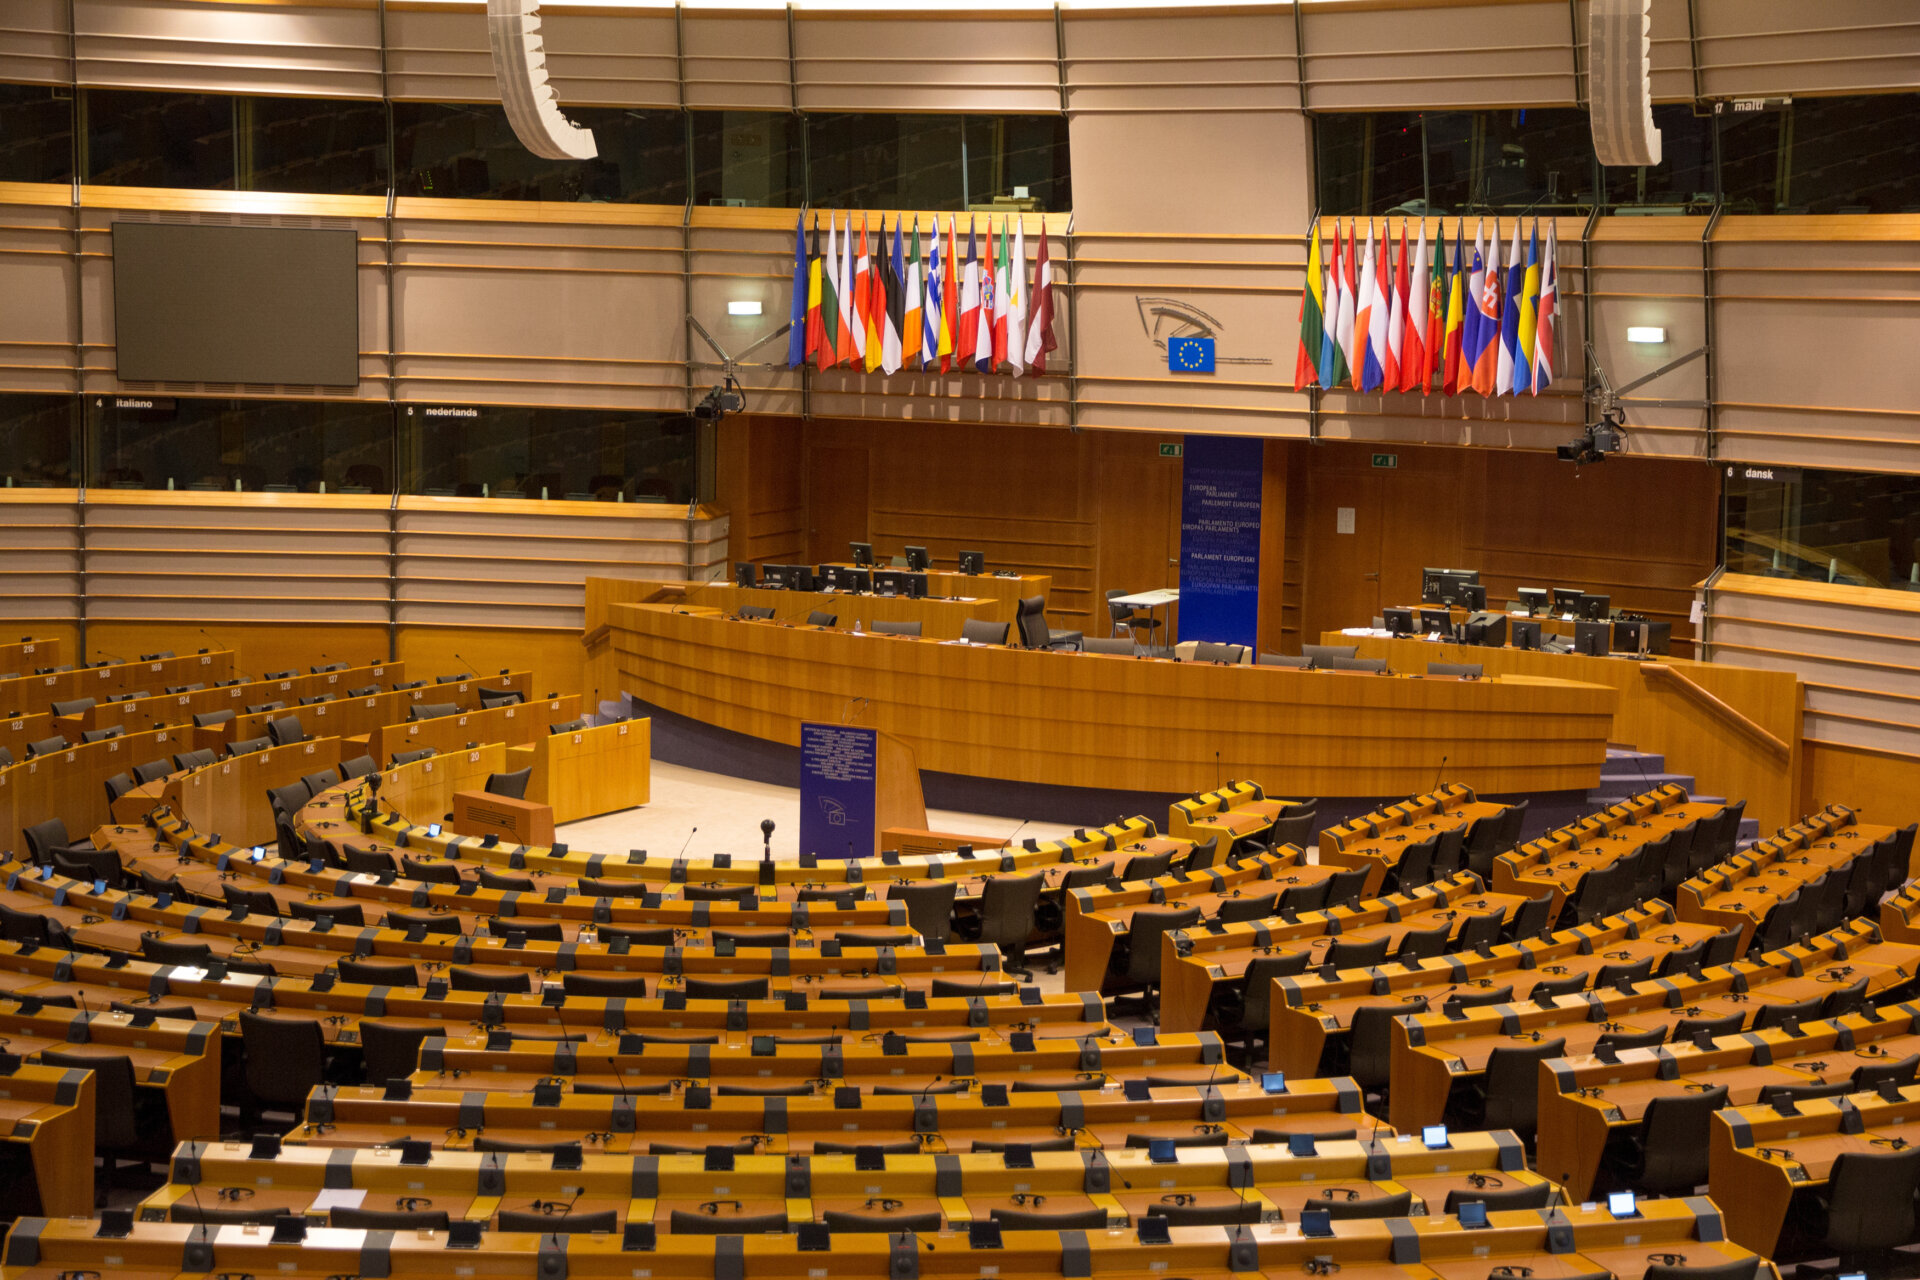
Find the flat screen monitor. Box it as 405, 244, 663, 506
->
1516, 587, 1550, 615
763, 565, 813, 592
1463, 611, 1507, 647
1382, 607, 1415, 636
1511, 620, 1542, 651
1421, 568, 1480, 606
1574, 620, 1611, 657
1578, 593, 1611, 621
112, 222, 359, 387
828, 566, 871, 594
957, 550, 985, 575
1419, 610, 1452, 636
734, 562, 756, 588
1458, 583, 1487, 611
850, 542, 874, 567
903, 545, 931, 572
872, 570, 927, 599
1551, 587, 1583, 616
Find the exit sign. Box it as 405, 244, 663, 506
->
1159, 443, 1183, 457
1371, 453, 1398, 469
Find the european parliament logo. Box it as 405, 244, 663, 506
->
1169, 335, 1216, 373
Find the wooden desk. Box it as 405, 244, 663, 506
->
215, 671, 530, 750
1329, 629, 1805, 832
503, 717, 651, 824
0, 649, 234, 719
1319, 785, 1505, 898
365, 696, 578, 769
1495, 791, 1724, 918
608, 598, 1618, 797
691, 582, 1005, 640
0, 1061, 93, 1218
451, 788, 556, 847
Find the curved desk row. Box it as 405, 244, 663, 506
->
607, 603, 1618, 799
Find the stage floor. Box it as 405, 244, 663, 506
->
555, 758, 1081, 863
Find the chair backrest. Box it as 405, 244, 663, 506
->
226, 736, 270, 757
960, 618, 1010, 645
1426, 662, 1482, 677
408, 702, 459, 722
1713, 798, 1746, 860
868, 619, 922, 637
0, 899, 49, 943
1271, 811, 1315, 850
1301, 645, 1358, 662
238, 1011, 327, 1105
267, 780, 312, 818
477, 866, 536, 893
266, 715, 306, 746
1641, 1260, 1759, 1280
1257, 653, 1312, 668
561, 972, 649, 999
806, 611, 838, 627
1123, 906, 1202, 987
339, 754, 378, 779
976, 873, 1045, 951
1324, 865, 1370, 910
142, 935, 212, 966
1192, 641, 1244, 664
26, 736, 68, 758
1324, 934, 1390, 970
401, 855, 461, 885
1081, 636, 1134, 655
1670, 1010, 1744, 1043
103, 772, 133, 804
1121, 851, 1174, 882
1750, 992, 1824, 1032
81, 725, 124, 743
1452, 909, 1502, 953
738, 606, 776, 619
485, 767, 532, 799
1236, 952, 1311, 1032
1633, 1085, 1729, 1195
1820, 1147, 1920, 1252
390, 747, 437, 766
1319, 656, 1387, 672
41, 1048, 141, 1149
1393, 919, 1451, 962
1215, 891, 1278, 924
1015, 596, 1049, 648
50, 697, 95, 717
1394, 835, 1438, 891
685, 976, 770, 1001
449, 965, 534, 994
1349, 1002, 1423, 1089
886, 881, 958, 943
1504, 892, 1555, 942
359, 1019, 434, 1084
1277, 879, 1332, 914
1480, 1037, 1566, 1136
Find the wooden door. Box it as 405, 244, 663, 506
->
806, 446, 870, 564
1301, 470, 1384, 643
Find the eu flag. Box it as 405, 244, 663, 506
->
1169, 336, 1216, 373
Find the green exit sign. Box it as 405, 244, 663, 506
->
1372, 453, 1398, 469
1159, 442, 1183, 457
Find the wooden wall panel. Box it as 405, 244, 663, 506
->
0, 0, 69, 85
1301, 2, 1579, 110
1693, 0, 1920, 98
792, 13, 1060, 114
682, 12, 791, 112
715, 415, 805, 568
71, 0, 384, 98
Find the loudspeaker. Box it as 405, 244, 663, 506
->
486, 0, 599, 160
1588, 0, 1663, 167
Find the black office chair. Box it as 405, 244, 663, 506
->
81, 725, 124, 743
49, 696, 95, 717
223, 882, 279, 914
1604, 1085, 1727, 1195
1301, 645, 1357, 663
359, 1020, 435, 1085
1324, 865, 1370, 910
23, 817, 99, 867
1222, 951, 1311, 1065
0, 900, 50, 944
408, 702, 459, 722
1394, 919, 1452, 963
1670, 1010, 1744, 1044
477, 687, 523, 708
501, 1209, 619, 1234
1314, 1188, 1413, 1221
340, 845, 395, 876
806, 611, 838, 628
738, 606, 776, 620
1790, 1147, 1920, 1275
990, 1207, 1108, 1231
968, 872, 1044, 979
333, 1208, 450, 1231
1323, 935, 1390, 970
1258, 653, 1312, 668
1450, 910, 1503, 954
822, 1210, 944, 1234
449, 966, 533, 995
1442, 1183, 1553, 1213
291, 899, 364, 926
339, 754, 379, 779
1387, 835, 1437, 893
385, 909, 459, 935
960, 618, 1010, 645
1120, 851, 1174, 882
1015, 595, 1081, 651
485, 767, 532, 800
227, 736, 271, 757
1114, 905, 1201, 1021
238, 1011, 329, 1125
1215, 891, 1279, 924
684, 884, 756, 904
478, 867, 536, 893
1426, 662, 1482, 678
1463, 1037, 1565, 1145
267, 780, 312, 820
266, 715, 306, 746
561, 972, 649, 998
685, 976, 770, 1001
102, 772, 134, 806
666, 1209, 788, 1236
41, 1047, 168, 1196
339, 958, 420, 988
868, 619, 921, 637
550, 718, 587, 735
141, 935, 213, 967
401, 855, 461, 885
887, 881, 958, 944
25, 735, 68, 759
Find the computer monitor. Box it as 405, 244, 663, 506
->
872, 570, 928, 599
1516, 587, 1549, 616
759, 564, 790, 590
818, 565, 871, 594
904, 545, 930, 572
1421, 567, 1480, 606
734, 562, 756, 588
1577, 592, 1611, 621
957, 550, 985, 575
762, 564, 813, 592
850, 542, 874, 567
1382, 607, 1415, 636
1550, 587, 1583, 617
1419, 610, 1452, 636
1462, 611, 1507, 647
1458, 583, 1487, 611
1511, 620, 1542, 651
1573, 620, 1611, 657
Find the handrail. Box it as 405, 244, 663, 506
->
1638, 662, 1791, 761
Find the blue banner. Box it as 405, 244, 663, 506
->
1178, 435, 1264, 650
799, 722, 878, 858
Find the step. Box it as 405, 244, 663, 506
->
1601, 748, 1666, 777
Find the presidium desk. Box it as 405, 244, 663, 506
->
601, 596, 1619, 799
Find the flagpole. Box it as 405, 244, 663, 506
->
1063, 211, 1080, 434
1305, 204, 1320, 443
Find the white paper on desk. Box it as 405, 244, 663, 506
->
311, 1189, 367, 1211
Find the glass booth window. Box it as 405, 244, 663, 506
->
691, 111, 804, 209
807, 112, 1070, 212
1720, 94, 1920, 215
391, 103, 688, 204
0, 393, 80, 488
1315, 108, 1596, 217
0, 82, 76, 185
1724, 465, 1920, 591
81, 89, 388, 194
87, 397, 393, 493
401, 405, 695, 503
1601, 104, 1716, 214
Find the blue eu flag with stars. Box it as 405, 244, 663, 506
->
1169, 336, 1215, 373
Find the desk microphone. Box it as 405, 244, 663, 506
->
452, 654, 477, 679
677, 827, 699, 859
1432, 755, 1449, 795
606, 1056, 635, 1104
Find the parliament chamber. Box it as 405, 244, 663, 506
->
1, 1, 1917, 1279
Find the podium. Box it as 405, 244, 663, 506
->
450, 789, 555, 848
799, 721, 925, 858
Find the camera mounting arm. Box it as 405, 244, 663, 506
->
1584, 339, 1709, 414
687, 315, 793, 382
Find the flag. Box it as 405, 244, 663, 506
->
1496, 217, 1524, 396
787, 210, 807, 368
1441, 222, 1465, 396
867, 216, 888, 373
880, 219, 904, 375
834, 215, 858, 368
1169, 336, 1215, 372
1293, 223, 1325, 391
1356, 221, 1385, 393
1422, 221, 1444, 394
1332, 221, 1357, 391
1469, 218, 1504, 396
804, 214, 826, 369
976, 218, 997, 373
957, 220, 982, 371
1384, 221, 1408, 391
903, 219, 924, 372
1318, 223, 1345, 390
989, 217, 1010, 372
1024, 222, 1057, 375
1006, 218, 1028, 377
1401, 220, 1428, 393
1510, 220, 1541, 396
1531, 221, 1558, 395
850, 216, 871, 367
940, 217, 959, 373
1461, 219, 1485, 389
